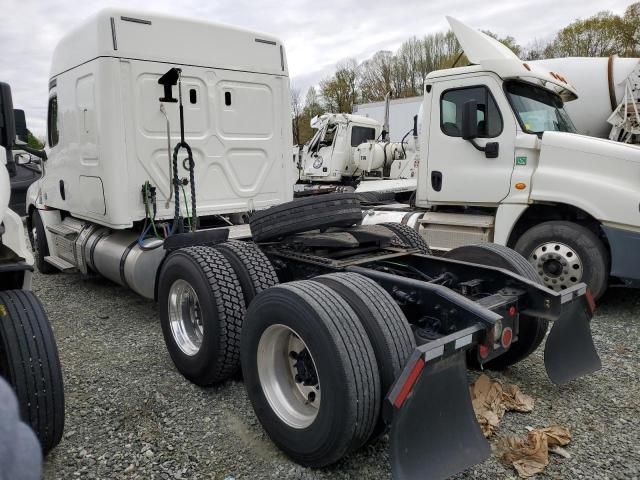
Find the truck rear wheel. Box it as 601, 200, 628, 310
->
158, 246, 245, 385
444, 243, 548, 369
249, 193, 362, 242
241, 281, 380, 467
214, 240, 278, 306
313, 273, 416, 437
314, 272, 415, 438
514, 221, 608, 300
30, 210, 57, 274
0, 290, 65, 454
380, 222, 431, 254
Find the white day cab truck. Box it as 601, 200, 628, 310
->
20, 10, 602, 480
0, 83, 65, 457
339, 17, 640, 300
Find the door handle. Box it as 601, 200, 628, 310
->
431, 171, 443, 192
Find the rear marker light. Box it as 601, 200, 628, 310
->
478, 344, 490, 360
394, 358, 425, 409
508, 306, 517, 317
501, 327, 513, 348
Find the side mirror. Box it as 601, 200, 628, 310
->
14, 109, 28, 142
0, 82, 16, 150
461, 100, 478, 140
15, 153, 33, 165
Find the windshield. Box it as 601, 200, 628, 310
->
505, 81, 576, 135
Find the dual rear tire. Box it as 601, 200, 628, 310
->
241, 274, 414, 467
158, 243, 414, 467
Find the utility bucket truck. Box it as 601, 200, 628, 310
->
0, 83, 64, 454
24, 10, 602, 480
354, 17, 640, 300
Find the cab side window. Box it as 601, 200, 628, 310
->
351, 126, 376, 146
47, 96, 59, 147
440, 86, 502, 138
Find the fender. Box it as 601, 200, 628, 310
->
493, 203, 528, 245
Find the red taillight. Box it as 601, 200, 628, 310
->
478, 344, 490, 360
508, 306, 517, 317
585, 289, 596, 314
501, 327, 513, 348
393, 358, 425, 409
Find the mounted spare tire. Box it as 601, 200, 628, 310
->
444, 243, 548, 370
249, 193, 363, 242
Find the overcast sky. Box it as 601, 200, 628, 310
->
1, 0, 632, 136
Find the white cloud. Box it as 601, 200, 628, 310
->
1, 0, 632, 136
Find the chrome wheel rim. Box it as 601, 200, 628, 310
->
168, 279, 203, 356
529, 242, 583, 291
257, 324, 321, 429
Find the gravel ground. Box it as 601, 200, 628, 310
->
37, 267, 639, 480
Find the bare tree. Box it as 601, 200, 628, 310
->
291, 86, 302, 145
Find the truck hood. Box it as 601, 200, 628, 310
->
532, 131, 640, 227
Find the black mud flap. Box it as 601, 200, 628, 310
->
387, 334, 490, 480
544, 295, 602, 385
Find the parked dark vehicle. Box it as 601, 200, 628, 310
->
10, 110, 41, 217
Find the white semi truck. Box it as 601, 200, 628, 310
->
301, 18, 640, 299
17, 9, 603, 480
0, 82, 64, 455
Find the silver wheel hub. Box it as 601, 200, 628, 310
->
257, 324, 321, 429
168, 279, 203, 356
528, 242, 583, 291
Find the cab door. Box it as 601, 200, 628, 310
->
425, 76, 516, 204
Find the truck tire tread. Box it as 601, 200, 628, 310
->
214, 240, 278, 306
159, 246, 245, 384
0, 289, 64, 453
380, 222, 431, 254
241, 280, 380, 466
249, 193, 362, 242
314, 272, 415, 438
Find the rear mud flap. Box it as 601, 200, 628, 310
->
544, 296, 601, 385
387, 349, 490, 480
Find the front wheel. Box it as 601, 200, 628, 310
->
30, 210, 57, 274
514, 221, 609, 300
0, 290, 65, 453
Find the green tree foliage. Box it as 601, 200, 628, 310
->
26, 130, 44, 149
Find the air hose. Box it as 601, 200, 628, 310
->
171, 70, 198, 233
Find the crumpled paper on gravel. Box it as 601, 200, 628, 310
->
496, 426, 572, 478
470, 374, 535, 438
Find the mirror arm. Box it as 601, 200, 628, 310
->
468, 139, 486, 152
14, 144, 47, 161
